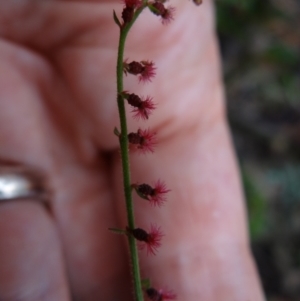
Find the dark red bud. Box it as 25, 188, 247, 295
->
122, 6, 134, 24
146, 288, 162, 301
128, 132, 142, 145
137, 183, 155, 196
127, 61, 144, 75
127, 93, 143, 107
151, 2, 166, 16
129, 227, 149, 242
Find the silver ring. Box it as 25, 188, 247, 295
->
0, 164, 49, 207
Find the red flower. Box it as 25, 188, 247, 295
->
146, 287, 177, 301
139, 60, 156, 83
160, 6, 175, 25
123, 93, 156, 120
128, 128, 156, 154
123, 60, 156, 83
128, 225, 164, 255
132, 180, 170, 207
143, 225, 163, 255
133, 96, 156, 120
148, 1, 175, 25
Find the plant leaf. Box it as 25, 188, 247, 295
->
113, 10, 122, 28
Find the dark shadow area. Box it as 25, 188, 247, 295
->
216, 0, 300, 300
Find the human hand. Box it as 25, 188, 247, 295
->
0, 1, 265, 300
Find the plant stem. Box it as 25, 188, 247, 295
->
116, 6, 146, 301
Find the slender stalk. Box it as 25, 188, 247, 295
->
116, 6, 147, 301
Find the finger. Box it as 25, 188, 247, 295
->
51, 158, 132, 301
0, 1, 112, 50
114, 119, 264, 300
0, 39, 131, 301
1, 1, 138, 298
0, 201, 70, 301
0, 44, 70, 300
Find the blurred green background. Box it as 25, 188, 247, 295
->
216, 0, 300, 300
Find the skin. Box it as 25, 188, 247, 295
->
0, 0, 265, 300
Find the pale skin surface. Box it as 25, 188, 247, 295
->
0, 1, 265, 300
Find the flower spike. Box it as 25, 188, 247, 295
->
112, 0, 203, 299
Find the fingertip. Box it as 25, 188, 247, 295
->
0, 201, 70, 301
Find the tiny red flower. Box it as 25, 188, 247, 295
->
144, 225, 163, 255
128, 225, 163, 255
123, 60, 143, 75
148, 1, 175, 25
123, 60, 156, 83
123, 93, 156, 120
139, 60, 156, 83
146, 287, 176, 301
132, 96, 156, 120
160, 6, 175, 25
160, 290, 177, 300
128, 128, 156, 154
133, 180, 170, 207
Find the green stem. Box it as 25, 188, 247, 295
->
116, 6, 147, 301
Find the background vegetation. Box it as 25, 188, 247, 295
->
216, 0, 300, 300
